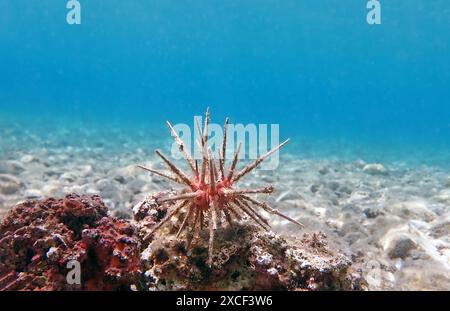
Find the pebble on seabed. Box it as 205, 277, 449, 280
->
0, 160, 25, 175
0, 174, 22, 195
362, 163, 387, 175
24, 189, 44, 199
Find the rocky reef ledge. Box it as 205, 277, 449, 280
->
0, 194, 141, 291
0, 194, 365, 291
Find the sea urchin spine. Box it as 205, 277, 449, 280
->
139, 108, 303, 266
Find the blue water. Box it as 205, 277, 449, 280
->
1, 1, 449, 165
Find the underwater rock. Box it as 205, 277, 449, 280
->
429, 214, 450, 238
0, 194, 141, 291
380, 226, 418, 259
386, 236, 417, 259
20, 155, 39, 164
310, 184, 321, 193
41, 181, 64, 197
433, 190, 450, 205
0, 160, 25, 175
0, 174, 22, 195
23, 188, 44, 199
390, 200, 436, 222
318, 166, 330, 175
362, 163, 387, 175
354, 160, 366, 169
327, 181, 340, 191
134, 194, 366, 291
363, 207, 384, 219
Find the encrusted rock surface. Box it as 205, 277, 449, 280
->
0, 192, 366, 291
0, 194, 141, 291
134, 193, 366, 291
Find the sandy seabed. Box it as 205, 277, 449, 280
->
1, 121, 449, 290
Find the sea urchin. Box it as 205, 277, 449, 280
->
138, 108, 303, 266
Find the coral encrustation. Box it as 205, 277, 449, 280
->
134, 193, 366, 291
0, 194, 140, 291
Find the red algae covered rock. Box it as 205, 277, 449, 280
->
0, 194, 140, 291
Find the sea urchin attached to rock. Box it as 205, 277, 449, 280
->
138, 108, 304, 266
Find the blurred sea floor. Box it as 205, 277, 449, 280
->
1, 118, 450, 290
